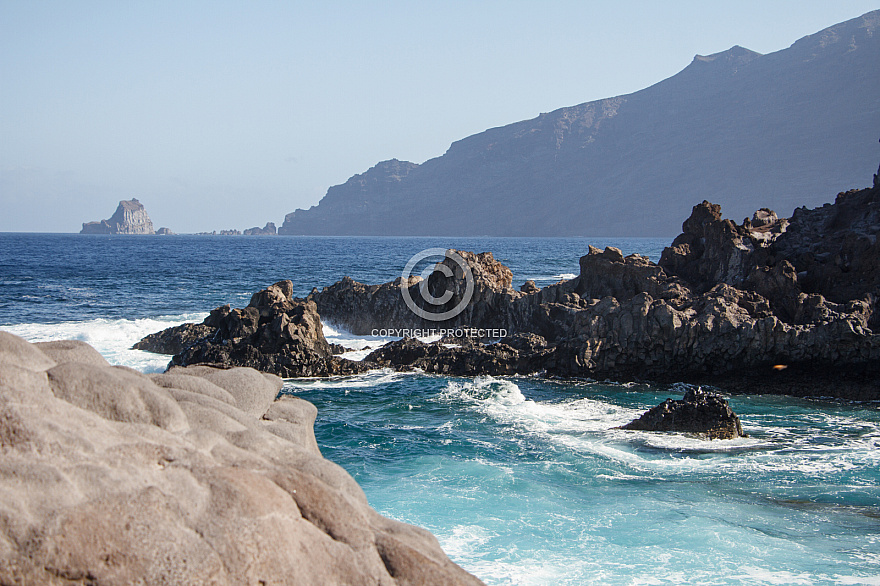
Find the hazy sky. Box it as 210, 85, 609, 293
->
2, 1, 878, 233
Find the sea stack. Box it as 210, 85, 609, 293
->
81, 199, 156, 234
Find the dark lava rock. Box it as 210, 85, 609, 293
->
364, 336, 546, 377
132, 323, 216, 355
137, 280, 376, 378
621, 387, 745, 440
310, 250, 523, 335
365, 337, 432, 367
498, 332, 548, 354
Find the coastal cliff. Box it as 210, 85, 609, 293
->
81, 198, 156, 235
0, 332, 483, 584
278, 11, 880, 236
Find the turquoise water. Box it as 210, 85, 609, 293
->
285, 373, 880, 584
2, 233, 879, 584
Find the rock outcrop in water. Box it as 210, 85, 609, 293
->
133, 322, 217, 355
144, 280, 374, 377
621, 387, 746, 440
0, 331, 483, 584
81, 198, 156, 234
311, 250, 519, 335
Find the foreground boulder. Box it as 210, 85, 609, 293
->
621, 387, 746, 440
0, 331, 483, 585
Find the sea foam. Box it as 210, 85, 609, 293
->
2, 313, 207, 373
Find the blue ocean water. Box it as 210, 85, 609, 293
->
2, 233, 879, 584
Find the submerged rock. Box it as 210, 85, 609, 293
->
621, 387, 746, 440
0, 332, 484, 584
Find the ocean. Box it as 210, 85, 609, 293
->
2, 233, 879, 585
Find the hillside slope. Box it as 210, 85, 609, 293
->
280, 11, 880, 237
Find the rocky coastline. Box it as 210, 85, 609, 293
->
0, 332, 483, 584
138, 165, 880, 400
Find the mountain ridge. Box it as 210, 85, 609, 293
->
280, 10, 880, 237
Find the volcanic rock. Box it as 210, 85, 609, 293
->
138, 159, 880, 398
621, 386, 746, 439
0, 332, 483, 585
136, 281, 374, 378
133, 322, 216, 355
311, 250, 523, 335
364, 337, 534, 377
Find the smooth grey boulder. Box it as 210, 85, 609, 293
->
0, 332, 484, 585
35, 339, 111, 367
47, 362, 189, 432
166, 364, 282, 417
0, 331, 56, 372
150, 371, 238, 405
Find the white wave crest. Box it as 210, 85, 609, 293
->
282, 368, 408, 391
322, 321, 442, 361
437, 376, 770, 471
1, 313, 207, 373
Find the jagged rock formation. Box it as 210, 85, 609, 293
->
133, 322, 217, 355
244, 222, 277, 236
279, 11, 880, 236
81, 198, 156, 234
621, 387, 745, 439
156, 227, 175, 235
0, 332, 483, 584
311, 251, 519, 335
141, 281, 374, 378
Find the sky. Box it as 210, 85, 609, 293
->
1, 1, 878, 233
